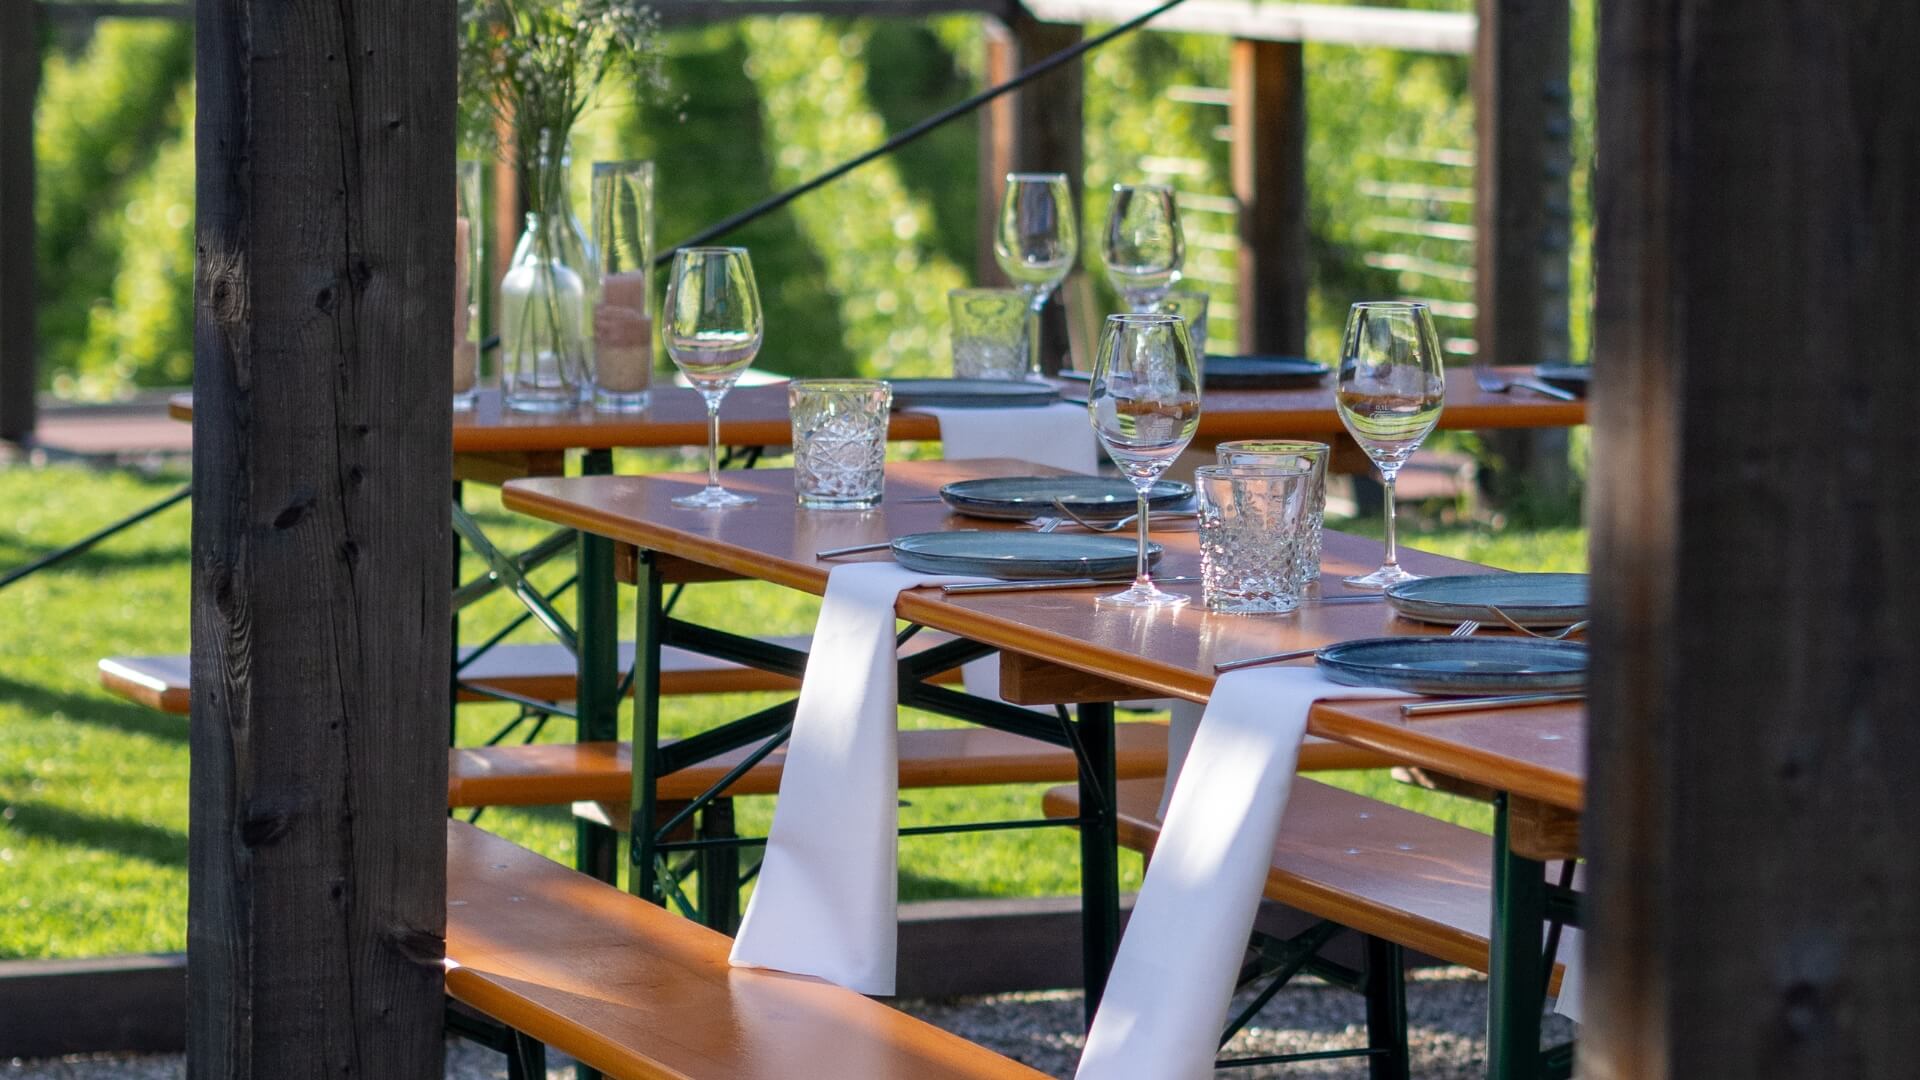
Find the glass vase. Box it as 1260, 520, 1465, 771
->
500, 135, 595, 412
589, 160, 655, 411
453, 160, 484, 411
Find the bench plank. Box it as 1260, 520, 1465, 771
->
1044, 778, 1563, 980
446, 820, 1048, 1079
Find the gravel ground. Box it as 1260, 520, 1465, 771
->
4, 968, 1573, 1078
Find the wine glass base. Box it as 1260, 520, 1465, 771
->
672, 487, 757, 510
1096, 583, 1191, 609
1342, 564, 1423, 590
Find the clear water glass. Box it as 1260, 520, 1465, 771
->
1336, 301, 1445, 587
1087, 313, 1202, 609
1194, 464, 1313, 615
1101, 183, 1184, 310
790, 380, 892, 510
993, 173, 1077, 372
663, 247, 762, 509
1150, 289, 1210, 361
948, 288, 1031, 380
589, 160, 655, 412
1216, 440, 1329, 584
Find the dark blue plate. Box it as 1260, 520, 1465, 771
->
889, 378, 1060, 410
890, 530, 1160, 580
1385, 573, 1588, 628
1316, 636, 1587, 695
940, 476, 1192, 522
1204, 355, 1331, 389
1532, 364, 1592, 393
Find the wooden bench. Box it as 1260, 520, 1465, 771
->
97, 634, 963, 715
445, 819, 1048, 1079
1042, 778, 1564, 986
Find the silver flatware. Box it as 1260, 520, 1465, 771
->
1399, 691, 1586, 717
1488, 605, 1590, 640
815, 540, 894, 559
1050, 498, 1198, 533
1214, 647, 1320, 674
1301, 594, 1386, 605
1473, 366, 1579, 402
941, 575, 1201, 595
1449, 620, 1481, 637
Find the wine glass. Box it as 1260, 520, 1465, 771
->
1086, 313, 1203, 608
1101, 183, 1183, 310
993, 173, 1078, 374
1335, 302, 1446, 587
662, 247, 763, 509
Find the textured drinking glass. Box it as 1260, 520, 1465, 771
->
1101, 183, 1184, 310
663, 247, 762, 509
1336, 301, 1446, 587
1087, 313, 1203, 608
993, 173, 1077, 373
454, 160, 484, 410
590, 160, 655, 411
1150, 289, 1210, 361
789, 380, 892, 510
1216, 440, 1329, 584
948, 288, 1031, 380
1194, 464, 1312, 615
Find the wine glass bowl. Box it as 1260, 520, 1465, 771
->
1335, 301, 1445, 587
663, 246, 763, 509
1101, 183, 1184, 311
993, 173, 1078, 372
1086, 313, 1203, 608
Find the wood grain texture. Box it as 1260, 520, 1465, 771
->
445, 820, 1049, 1079
1586, 2, 1920, 1075
0, 0, 36, 441
188, 0, 455, 1072
1230, 38, 1308, 356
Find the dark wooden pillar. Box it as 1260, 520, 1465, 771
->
0, 0, 37, 443
978, 12, 1083, 371
1228, 38, 1307, 357
189, 0, 455, 1070
1586, 2, 1920, 1076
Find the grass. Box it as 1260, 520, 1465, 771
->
0, 460, 1586, 960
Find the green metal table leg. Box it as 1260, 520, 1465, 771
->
1363, 936, 1411, 1080
627, 549, 664, 906
697, 798, 741, 932
1076, 701, 1120, 1028
574, 450, 620, 885
1489, 794, 1547, 1080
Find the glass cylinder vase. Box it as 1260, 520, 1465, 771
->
500, 135, 595, 413
590, 161, 655, 411
453, 160, 484, 411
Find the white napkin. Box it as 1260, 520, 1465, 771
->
926, 401, 1101, 477
728, 561, 985, 994
1076, 668, 1409, 1080
1550, 865, 1586, 1022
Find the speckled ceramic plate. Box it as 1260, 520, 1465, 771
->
888, 379, 1060, 410
1385, 573, 1588, 628
1316, 636, 1587, 695
1204, 355, 1331, 389
890, 530, 1160, 580
939, 476, 1192, 522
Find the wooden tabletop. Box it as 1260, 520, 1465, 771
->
502, 458, 1587, 810
169, 366, 1582, 454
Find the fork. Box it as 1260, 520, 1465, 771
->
1213, 617, 1481, 674
1051, 498, 1198, 533
1449, 620, 1481, 637
1487, 606, 1589, 640
1472, 365, 1578, 402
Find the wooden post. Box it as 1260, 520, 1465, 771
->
1473, 0, 1574, 506
0, 0, 37, 443
1585, 2, 1920, 1075
1228, 38, 1307, 356
189, 0, 455, 1070
977, 11, 1083, 372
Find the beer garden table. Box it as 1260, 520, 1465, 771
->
500, 457, 1583, 1079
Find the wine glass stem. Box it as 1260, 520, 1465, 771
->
1380, 467, 1401, 571
705, 398, 723, 492
1132, 489, 1153, 591
1026, 304, 1044, 375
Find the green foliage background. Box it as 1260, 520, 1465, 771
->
30, 1, 1594, 398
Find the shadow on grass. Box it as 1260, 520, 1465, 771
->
901, 869, 985, 903
1, 799, 187, 867
0, 672, 187, 744
0, 540, 190, 575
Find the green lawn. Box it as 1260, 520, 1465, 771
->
0, 460, 1585, 960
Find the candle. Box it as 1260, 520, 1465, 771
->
593, 306, 652, 393
452, 216, 473, 359
453, 340, 479, 396
601, 270, 649, 312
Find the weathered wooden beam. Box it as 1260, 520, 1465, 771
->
1585, 1, 1920, 1075
1228, 38, 1307, 356
0, 0, 36, 442
189, 0, 456, 1071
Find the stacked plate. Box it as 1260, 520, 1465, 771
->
891, 531, 1159, 580
938, 475, 1191, 523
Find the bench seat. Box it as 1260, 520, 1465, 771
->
447, 726, 1392, 808
446, 819, 1048, 1079
99, 634, 962, 715
1043, 777, 1563, 982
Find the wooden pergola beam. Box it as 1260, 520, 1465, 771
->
188, 0, 455, 1072
1586, 1, 1920, 1074
0, 0, 36, 443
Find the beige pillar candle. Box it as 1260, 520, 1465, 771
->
453, 340, 479, 396
452, 217, 473, 378
601, 269, 649, 312
592, 304, 653, 393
